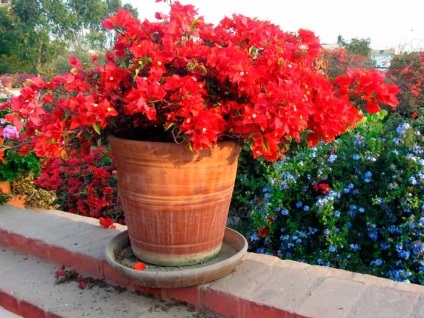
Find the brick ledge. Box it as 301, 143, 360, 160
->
1, 205, 423, 318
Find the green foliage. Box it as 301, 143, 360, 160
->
340, 37, 373, 57
46, 47, 106, 75
233, 111, 424, 284
229, 149, 270, 231
0, 0, 138, 74
11, 173, 57, 209
0, 151, 41, 182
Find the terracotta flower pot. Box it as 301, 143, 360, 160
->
0, 181, 11, 194
0, 180, 26, 207
7, 195, 26, 207
109, 136, 241, 266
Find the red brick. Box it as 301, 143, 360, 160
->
20, 300, 46, 318
72, 253, 102, 278
242, 300, 294, 318
165, 286, 202, 307
129, 283, 163, 296
7, 233, 29, 253
0, 290, 21, 316
102, 261, 131, 286
0, 229, 9, 247
203, 289, 240, 318
48, 246, 73, 268
28, 239, 50, 262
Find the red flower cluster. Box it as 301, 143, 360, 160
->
387, 52, 424, 115
99, 216, 116, 229
313, 181, 331, 195
35, 147, 124, 222
0, 2, 400, 161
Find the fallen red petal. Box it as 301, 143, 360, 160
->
78, 281, 87, 289
133, 262, 146, 271
55, 269, 65, 277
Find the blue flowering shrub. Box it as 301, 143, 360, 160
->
231, 110, 424, 284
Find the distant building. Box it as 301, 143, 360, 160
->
321, 37, 396, 71
371, 48, 396, 70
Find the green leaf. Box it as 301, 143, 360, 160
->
93, 123, 101, 135
165, 122, 176, 131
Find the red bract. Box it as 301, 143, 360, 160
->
78, 281, 87, 289
0, 1, 400, 161
55, 269, 65, 277
35, 147, 124, 221
387, 52, 424, 115
133, 262, 146, 271
99, 217, 116, 229
257, 226, 270, 238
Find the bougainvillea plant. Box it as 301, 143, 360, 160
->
387, 52, 424, 116
0, 1, 399, 162
35, 147, 124, 223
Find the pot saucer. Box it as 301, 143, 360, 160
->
105, 227, 248, 288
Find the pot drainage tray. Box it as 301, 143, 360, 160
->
105, 227, 248, 288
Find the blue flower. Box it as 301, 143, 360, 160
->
399, 250, 410, 260
334, 211, 341, 218
409, 176, 418, 185
328, 245, 336, 253
388, 225, 398, 233
281, 208, 289, 216
327, 154, 337, 163
366, 155, 376, 162
396, 123, 410, 136
368, 231, 378, 241
250, 233, 259, 242
380, 242, 390, 250
350, 244, 359, 252
323, 229, 330, 237
296, 201, 303, 209
387, 269, 412, 282
413, 241, 424, 256
256, 248, 265, 254
364, 171, 372, 183
370, 259, 383, 266
279, 182, 289, 190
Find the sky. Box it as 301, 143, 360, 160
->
123, 0, 424, 52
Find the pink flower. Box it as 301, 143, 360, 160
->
2, 125, 18, 139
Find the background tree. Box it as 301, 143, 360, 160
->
0, 0, 138, 75
340, 37, 373, 57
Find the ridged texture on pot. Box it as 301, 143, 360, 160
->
109, 136, 241, 266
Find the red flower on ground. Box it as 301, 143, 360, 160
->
99, 217, 116, 229
133, 262, 146, 271
55, 269, 65, 277
78, 281, 87, 289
